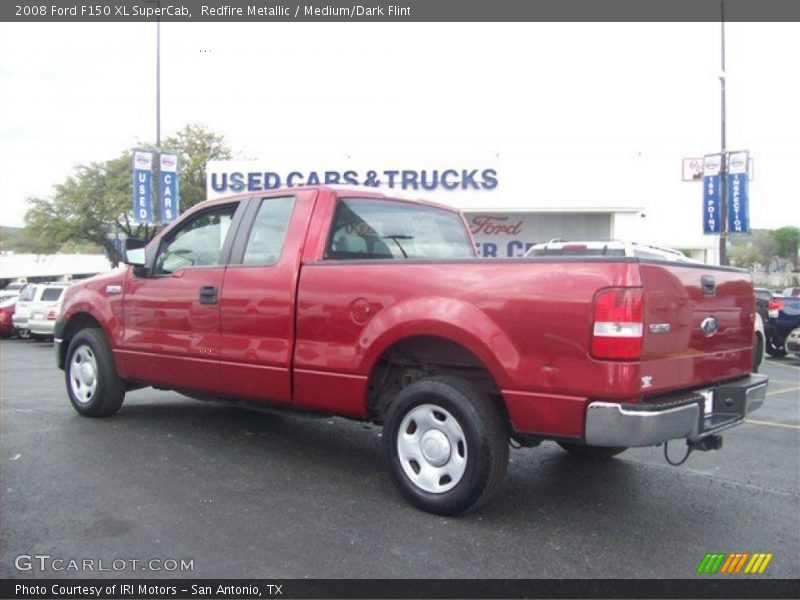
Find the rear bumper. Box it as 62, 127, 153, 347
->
584, 374, 768, 447
29, 319, 56, 336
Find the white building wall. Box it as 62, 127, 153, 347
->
206, 142, 719, 261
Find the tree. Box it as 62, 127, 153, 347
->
24, 125, 232, 265
772, 226, 799, 271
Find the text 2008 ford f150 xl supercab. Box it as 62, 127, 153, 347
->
55, 186, 767, 515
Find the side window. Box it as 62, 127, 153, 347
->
19, 285, 36, 302
241, 196, 296, 266
154, 204, 237, 276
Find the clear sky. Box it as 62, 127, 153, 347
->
0, 21, 798, 229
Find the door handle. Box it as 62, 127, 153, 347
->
199, 285, 218, 305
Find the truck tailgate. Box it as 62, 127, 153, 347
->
638, 262, 754, 396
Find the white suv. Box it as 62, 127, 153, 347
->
12, 282, 71, 340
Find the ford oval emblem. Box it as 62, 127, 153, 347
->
700, 317, 718, 337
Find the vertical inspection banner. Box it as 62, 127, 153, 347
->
702, 154, 722, 234
132, 151, 154, 224
727, 150, 750, 234
159, 153, 180, 223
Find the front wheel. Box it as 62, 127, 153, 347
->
65, 328, 126, 417
383, 376, 509, 515
557, 442, 627, 459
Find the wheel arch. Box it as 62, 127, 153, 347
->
57, 311, 107, 369
364, 333, 511, 424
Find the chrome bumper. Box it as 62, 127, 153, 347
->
585, 374, 768, 447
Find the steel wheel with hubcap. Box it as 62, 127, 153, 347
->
65, 328, 126, 417
384, 376, 508, 515
397, 403, 468, 493
70, 344, 98, 404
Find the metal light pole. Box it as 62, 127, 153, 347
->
718, 0, 728, 265
156, 10, 161, 149
145, 0, 162, 226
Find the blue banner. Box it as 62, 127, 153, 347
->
132, 151, 154, 224
727, 172, 749, 233
159, 153, 180, 223
703, 174, 721, 234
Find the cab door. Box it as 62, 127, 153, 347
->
118, 201, 243, 393
218, 190, 316, 404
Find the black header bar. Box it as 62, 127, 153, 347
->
1, 578, 798, 599
3, 0, 800, 22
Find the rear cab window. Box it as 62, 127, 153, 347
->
325, 198, 474, 260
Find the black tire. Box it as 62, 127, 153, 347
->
383, 376, 509, 516
65, 328, 126, 417
17, 328, 30, 339
766, 338, 786, 358
557, 442, 627, 459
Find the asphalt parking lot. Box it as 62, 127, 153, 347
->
1, 339, 798, 579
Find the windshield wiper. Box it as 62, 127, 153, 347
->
383, 235, 414, 259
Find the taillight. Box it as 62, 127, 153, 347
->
591, 288, 643, 360
767, 299, 784, 319
767, 299, 784, 311
47, 309, 58, 320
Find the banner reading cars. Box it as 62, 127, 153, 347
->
132, 151, 154, 224
159, 153, 180, 223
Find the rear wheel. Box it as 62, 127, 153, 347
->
383, 376, 509, 515
65, 328, 126, 417
557, 442, 627, 459
17, 328, 30, 339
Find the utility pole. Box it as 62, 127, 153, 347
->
156, 12, 161, 149
718, 0, 728, 265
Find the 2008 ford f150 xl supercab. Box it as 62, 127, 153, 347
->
55, 186, 767, 514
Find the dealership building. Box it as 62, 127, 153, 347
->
206, 146, 719, 262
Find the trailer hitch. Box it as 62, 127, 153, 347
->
664, 434, 723, 466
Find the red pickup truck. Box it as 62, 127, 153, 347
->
55, 186, 767, 514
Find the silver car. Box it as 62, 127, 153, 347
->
13, 283, 70, 340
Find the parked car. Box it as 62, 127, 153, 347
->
55, 187, 767, 515
525, 240, 700, 262
2, 281, 29, 294
12, 282, 70, 339
765, 293, 800, 357
785, 327, 800, 358
754, 287, 772, 325
28, 287, 69, 341
782, 287, 800, 298
0, 296, 18, 338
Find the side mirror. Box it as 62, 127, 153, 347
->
123, 238, 147, 273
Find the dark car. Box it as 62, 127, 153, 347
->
754, 287, 772, 325
765, 293, 800, 357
